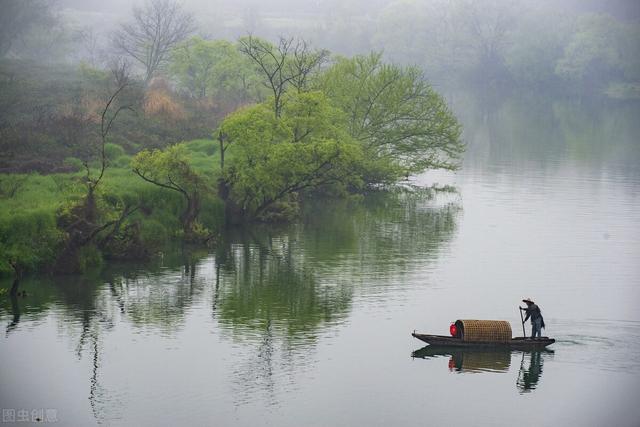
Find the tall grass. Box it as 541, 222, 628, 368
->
0, 139, 224, 276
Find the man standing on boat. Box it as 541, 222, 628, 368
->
520, 298, 545, 338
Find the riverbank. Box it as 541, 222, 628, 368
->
0, 139, 224, 277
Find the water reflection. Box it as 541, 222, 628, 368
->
0, 90, 638, 425
214, 227, 353, 338
212, 191, 460, 405
413, 346, 554, 392
0, 190, 461, 421
213, 190, 460, 339
1, 190, 459, 340
6, 291, 20, 335
517, 351, 553, 393
450, 90, 640, 175
412, 346, 511, 373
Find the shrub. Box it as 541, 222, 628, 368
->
76, 244, 103, 272
186, 139, 217, 156
0, 210, 63, 276
63, 157, 83, 172
139, 219, 169, 249
104, 143, 126, 163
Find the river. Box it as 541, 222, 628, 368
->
1, 93, 639, 426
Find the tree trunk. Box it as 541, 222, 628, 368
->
180, 194, 200, 239
218, 132, 227, 171
85, 186, 98, 224
217, 179, 245, 225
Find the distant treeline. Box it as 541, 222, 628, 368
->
2, 0, 639, 98
363, 1, 640, 98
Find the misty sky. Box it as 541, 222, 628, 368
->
57, 0, 640, 31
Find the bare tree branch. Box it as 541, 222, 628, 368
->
238, 35, 327, 118
112, 0, 195, 84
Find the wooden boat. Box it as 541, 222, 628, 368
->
412, 319, 555, 350
412, 332, 555, 350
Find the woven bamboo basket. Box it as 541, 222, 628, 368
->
454, 319, 512, 342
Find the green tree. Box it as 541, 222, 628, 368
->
505, 10, 571, 88
238, 36, 329, 118
453, 0, 519, 83
555, 14, 626, 91
218, 91, 363, 221
53, 82, 138, 274
169, 37, 262, 105
131, 143, 207, 239
318, 53, 463, 181
0, 210, 61, 277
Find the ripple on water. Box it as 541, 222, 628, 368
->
550, 318, 640, 373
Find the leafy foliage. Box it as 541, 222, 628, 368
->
132, 143, 209, 238
170, 37, 264, 106
555, 14, 639, 92
0, 142, 223, 276
220, 91, 363, 220
132, 144, 204, 194
0, 209, 62, 276
319, 53, 464, 177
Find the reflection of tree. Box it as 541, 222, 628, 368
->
99, 247, 208, 331
302, 190, 461, 285
216, 190, 460, 338
453, 90, 640, 173
51, 276, 117, 423
1, 276, 60, 335
21, 274, 117, 424
214, 225, 337, 406
214, 191, 459, 404
6, 286, 20, 336
228, 320, 280, 407
215, 227, 353, 337
553, 101, 640, 171
0, 190, 461, 411
0, 245, 209, 335
0, 248, 210, 423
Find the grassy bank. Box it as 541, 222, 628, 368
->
0, 139, 224, 276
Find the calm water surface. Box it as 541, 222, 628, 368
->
1, 95, 639, 426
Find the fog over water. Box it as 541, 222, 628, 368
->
47, 0, 640, 88
1, 93, 639, 426
1, 0, 639, 426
